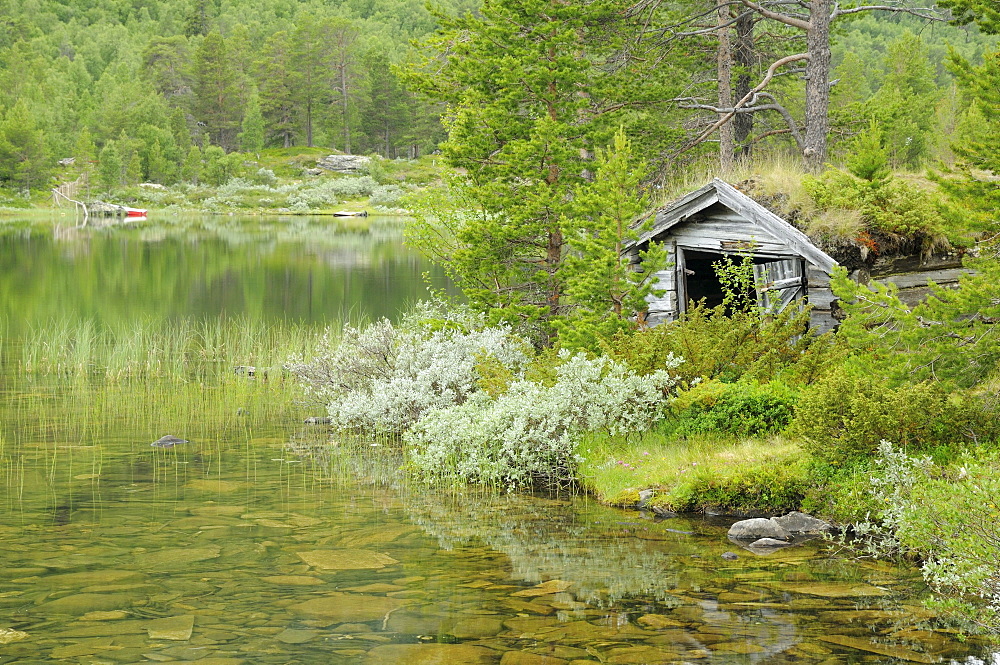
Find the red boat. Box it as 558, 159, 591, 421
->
124, 207, 147, 218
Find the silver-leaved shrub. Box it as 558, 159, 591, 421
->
288, 302, 531, 434
405, 351, 682, 489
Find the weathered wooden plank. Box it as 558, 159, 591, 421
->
671, 228, 788, 255
762, 275, 804, 290
808, 289, 837, 309
809, 310, 838, 334
650, 269, 676, 288
647, 311, 677, 326
712, 179, 837, 273
871, 252, 964, 276
876, 268, 971, 290
807, 266, 832, 287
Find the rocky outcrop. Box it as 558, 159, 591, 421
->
728, 512, 835, 541
773, 511, 836, 535
727, 517, 792, 541
316, 154, 371, 173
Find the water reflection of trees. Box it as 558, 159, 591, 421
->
290, 431, 715, 606
0, 216, 453, 332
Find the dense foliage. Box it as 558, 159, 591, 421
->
0, 0, 488, 195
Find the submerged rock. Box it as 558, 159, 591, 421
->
746, 538, 795, 555
146, 615, 194, 641
151, 435, 188, 448
0, 628, 28, 644
289, 593, 403, 622
35, 593, 132, 615
296, 549, 399, 570
366, 644, 495, 665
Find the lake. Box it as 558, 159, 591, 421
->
0, 214, 993, 664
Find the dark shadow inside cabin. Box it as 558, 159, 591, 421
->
682, 250, 764, 315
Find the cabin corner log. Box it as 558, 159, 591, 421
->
626, 179, 968, 330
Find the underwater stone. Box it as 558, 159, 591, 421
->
365, 644, 495, 665
151, 435, 188, 448
296, 549, 399, 570
146, 615, 194, 641
288, 593, 403, 622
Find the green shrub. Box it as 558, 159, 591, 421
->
803, 169, 956, 248
668, 379, 797, 438
653, 455, 809, 514
790, 368, 982, 465
604, 299, 842, 387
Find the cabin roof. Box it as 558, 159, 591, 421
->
631, 178, 838, 274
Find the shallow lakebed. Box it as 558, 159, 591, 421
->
0, 215, 995, 664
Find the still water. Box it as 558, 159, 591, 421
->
0, 215, 994, 664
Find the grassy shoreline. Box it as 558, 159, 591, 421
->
3, 150, 442, 218
576, 431, 812, 516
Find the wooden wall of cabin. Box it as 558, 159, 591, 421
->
852, 252, 969, 308
637, 241, 679, 326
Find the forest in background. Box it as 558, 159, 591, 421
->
0, 0, 996, 199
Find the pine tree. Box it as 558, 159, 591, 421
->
408, 0, 639, 343
361, 49, 408, 157
192, 32, 240, 151
0, 99, 49, 192
555, 129, 668, 352
98, 140, 122, 192
182, 144, 202, 184
239, 84, 265, 154
934, 48, 1000, 225
257, 31, 297, 148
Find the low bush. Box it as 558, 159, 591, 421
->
660, 457, 809, 514
668, 379, 798, 438
406, 351, 681, 489
789, 367, 982, 465
840, 442, 1000, 634
287, 301, 532, 435
604, 299, 841, 386
803, 169, 955, 250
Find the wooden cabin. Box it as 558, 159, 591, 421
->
625, 178, 840, 332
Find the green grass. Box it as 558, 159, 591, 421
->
576, 428, 809, 514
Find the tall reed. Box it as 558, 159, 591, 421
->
18, 315, 332, 382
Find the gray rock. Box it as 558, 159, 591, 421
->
637, 489, 655, 508
304, 416, 332, 425
316, 154, 371, 173
721, 552, 739, 560
151, 435, 188, 448
773, 511, 836, 534
727, 518, 791, 541
749, 538, 792, 548
651, 505, 677, 518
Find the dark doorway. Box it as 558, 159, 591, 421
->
682, 249, 760, 313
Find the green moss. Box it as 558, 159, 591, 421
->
606, 487, 642, 507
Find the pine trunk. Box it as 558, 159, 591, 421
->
716, 0, 735, 172
733, 11, 755, 161
803, 0, 831, 171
